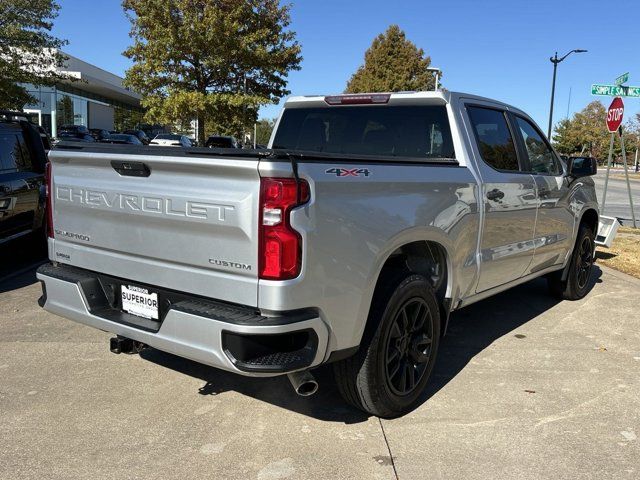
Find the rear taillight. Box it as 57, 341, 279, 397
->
45, 161, 54, 238
259, 177, 310, 280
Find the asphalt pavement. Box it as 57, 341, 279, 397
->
1, 261, 639, 479
593, 169, 640, 226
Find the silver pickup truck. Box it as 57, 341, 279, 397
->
37, 91, 599, 417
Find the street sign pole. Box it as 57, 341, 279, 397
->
601, 133, 615, 213
619, 131, 638, 228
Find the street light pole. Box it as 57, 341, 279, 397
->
427, 67, 441, 91
547, 49, 587, 139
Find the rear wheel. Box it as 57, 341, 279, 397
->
548, 224, 595, 300
333, 274, 440, 418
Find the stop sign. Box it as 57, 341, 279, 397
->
606, 97, 624, 132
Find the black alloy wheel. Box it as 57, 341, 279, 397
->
576, 235, 594, 290
384, 298, 434, 396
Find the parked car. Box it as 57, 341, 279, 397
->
123, 129, 150, 145
57, 125, 95, 143
37, 91, 600, 417
102, 134, 143, 145
89, 129, 111, 142
0, 110, 48, 245
205, 135, 240, 149
149, 133, 192, 147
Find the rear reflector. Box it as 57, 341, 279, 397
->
324, 94, 390, 105
259, 178, 310, 280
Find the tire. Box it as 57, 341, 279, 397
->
333, 274, 440, 418
547, 224, 595, 300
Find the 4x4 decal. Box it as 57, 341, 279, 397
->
325, 167, 371, 177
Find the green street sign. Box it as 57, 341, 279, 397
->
615, 72, 629, 86
591, 84, 640, 97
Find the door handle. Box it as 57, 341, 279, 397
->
486, 188, 505, 201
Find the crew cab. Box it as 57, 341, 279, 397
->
37, 91, 599, 417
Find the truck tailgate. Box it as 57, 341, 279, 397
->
48, 148, 260, 306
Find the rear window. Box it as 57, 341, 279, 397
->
467, 106, 519, 172
0, 132, 30, 171
272, 105, 455, 159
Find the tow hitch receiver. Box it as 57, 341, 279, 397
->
110, 336, 147, 354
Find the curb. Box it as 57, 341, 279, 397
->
596, 263, 640, 288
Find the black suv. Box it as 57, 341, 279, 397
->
0, 111, 48, 244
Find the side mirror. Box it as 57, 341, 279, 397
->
568, 157, 597, 177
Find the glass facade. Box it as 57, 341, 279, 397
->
23, 84, 143, 138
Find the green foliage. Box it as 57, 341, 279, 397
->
114, 105, 145, 132
255, 117, 276, 145
553, 101, 640, 160
0, 0, 68, 110
345, 25, 438, 93
122, 0, 302, 144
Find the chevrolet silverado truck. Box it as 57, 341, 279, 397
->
37, 91, 599, 417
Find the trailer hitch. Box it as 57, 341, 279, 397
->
110, 336, 147, 354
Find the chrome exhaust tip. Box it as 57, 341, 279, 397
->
287, 370, 318, 397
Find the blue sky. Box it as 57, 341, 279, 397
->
52, 0, 640, 131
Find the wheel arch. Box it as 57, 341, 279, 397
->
580, 208, 598, 235
357, 232, 456, 348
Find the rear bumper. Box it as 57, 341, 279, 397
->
36, 263, 329, 377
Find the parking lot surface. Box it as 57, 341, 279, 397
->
1, 264, 639, 479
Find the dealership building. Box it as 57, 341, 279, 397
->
22, 52, 143, 137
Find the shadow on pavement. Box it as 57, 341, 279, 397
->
0, 233, 47, 294
140, 348, 369, 424
421, 267, 603, 407
595, 251, 617, 261
140, 268, 603, 422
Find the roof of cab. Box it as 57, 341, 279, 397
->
283, 90, 529, 117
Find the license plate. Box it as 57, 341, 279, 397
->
121, 285, 159, 320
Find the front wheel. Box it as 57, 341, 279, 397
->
333, 274, 440, 418
547, 224, 595, 300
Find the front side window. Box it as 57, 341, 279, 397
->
467, 106, 519, 172
273, 105, 455, 160
515, 116, 561, 175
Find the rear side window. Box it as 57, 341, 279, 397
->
467, 106, 519, 172
272, 106, 455, 160
0, 133, 27, 172
515, 116, 561, 175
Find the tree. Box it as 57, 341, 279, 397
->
553, 101, 610, 159
255, 117, 276, 145
122, 0, 302, 145
0, 0, 69, 110
345, 25, 438, 93
553, 101, 639, 161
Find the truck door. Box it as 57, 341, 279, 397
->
464, 104, 538, 292
511, 114, 573, 272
